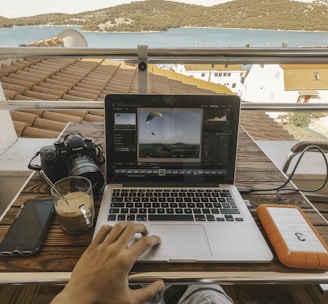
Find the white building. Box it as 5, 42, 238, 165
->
242, 64, 328, 103
171, 64, 247, 97
170, 63, 328, 105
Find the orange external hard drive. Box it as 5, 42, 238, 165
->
257, 204, 328, 270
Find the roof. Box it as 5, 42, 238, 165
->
19, 37, 64, 47
280, 64, 328, 90
0, 57, 294, 141
184, 64, 244, 71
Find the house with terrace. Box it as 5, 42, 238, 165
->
243, 64, 328, 103
171, 63, 247, 97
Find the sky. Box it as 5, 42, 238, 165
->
139, 110, 202, 145
0, 0, 315, 18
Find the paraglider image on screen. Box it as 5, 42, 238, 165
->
137, 108, 203, 162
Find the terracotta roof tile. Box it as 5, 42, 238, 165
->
20, 37, 64, 47
71, 85, 101, 96
82, 78, 107, 88
43, 78, 73, 89
41, 111, 82, 123
60, 70, 87, 79
61, 94, 94, 101
65, 89, 98, 100
88, 110, 104, 117
23, 90, 60, 100
38, 81, 69, 94
54, 110, 88, 120
33, 118, 67, 132
10, 111, 38, 126
27, 65, 57, 75
33, 59, 74, 72
12, 61, 31, 69
0, 64, 18, 76
150, 74, 171, 93
84, 113, 104, 122
2, 82, 26, 94
240, 112, 294, 140
13, 94, 35, 100
8, 72, 41, 84
24, 67, 53, 78
31, 85, 63, 97
1, 76, 34, 90
18, 58, 42, 65
21, 127, 59, 138
51, 74, 79, 84
3, 89, 18, 100
12, 121, 29, 137
104, 68, 136, 92
21, 110, 45, 116
0, 57, 295, 140
16, 70, 47, 81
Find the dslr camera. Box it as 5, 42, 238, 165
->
28, 133, 105, 197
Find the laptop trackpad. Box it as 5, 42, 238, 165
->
150, 224, 212, 259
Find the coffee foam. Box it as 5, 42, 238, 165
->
55, 191, 92, 217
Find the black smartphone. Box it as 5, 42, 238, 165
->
0, 199, 55, 256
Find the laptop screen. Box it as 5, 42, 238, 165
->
105, 94, 241, 185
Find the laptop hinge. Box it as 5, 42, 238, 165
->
118, 182, 221, 188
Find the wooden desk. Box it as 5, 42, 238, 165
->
1, 122, 328, 284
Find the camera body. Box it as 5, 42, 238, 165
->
30, 133, 105, 198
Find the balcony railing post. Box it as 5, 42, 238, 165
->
137, 45, 148, 93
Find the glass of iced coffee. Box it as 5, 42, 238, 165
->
51, 176, 94, 235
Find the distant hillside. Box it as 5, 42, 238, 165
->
0, 0, 327, 32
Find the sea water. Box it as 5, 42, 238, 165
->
0, 25, 328, 48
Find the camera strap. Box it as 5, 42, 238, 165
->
95, 144, 105, 165
28, 151, 42, 171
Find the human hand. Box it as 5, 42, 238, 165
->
52, 222, 164, 304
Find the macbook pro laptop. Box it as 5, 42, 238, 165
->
94, 94, 273, 263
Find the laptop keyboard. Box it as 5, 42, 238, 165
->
107, 188, 244, 222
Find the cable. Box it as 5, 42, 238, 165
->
242, 144, 328, 203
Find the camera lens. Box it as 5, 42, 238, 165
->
67, 154, 104, 198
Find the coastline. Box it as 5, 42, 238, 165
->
180, 26, 328, 34
4, 24, 328, 34
1, 25, 328, 48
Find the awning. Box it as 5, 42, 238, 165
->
298, 90, 319, 96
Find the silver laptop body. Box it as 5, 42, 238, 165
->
94, 94, 273, 263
